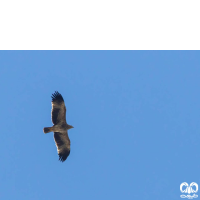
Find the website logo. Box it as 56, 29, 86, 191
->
180, 182, 198, 199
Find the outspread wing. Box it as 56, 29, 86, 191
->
51, 91, 66, 125
54, 132, 70, 162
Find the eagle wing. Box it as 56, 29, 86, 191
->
54, 132, 70, 162
51, 91, 66, 125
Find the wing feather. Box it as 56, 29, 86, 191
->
54, 132, 70, 162
51, 91, 66, 125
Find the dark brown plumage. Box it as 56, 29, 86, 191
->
43, 91, 74, 162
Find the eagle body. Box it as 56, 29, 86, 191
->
43, 91, 74, 162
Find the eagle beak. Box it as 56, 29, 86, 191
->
69, 125, 74, 129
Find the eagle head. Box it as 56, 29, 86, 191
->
67, 125, 74, 130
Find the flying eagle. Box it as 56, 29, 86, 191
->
43, 91, 74, 162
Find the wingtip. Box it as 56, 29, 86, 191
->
58, 151, 70, 162
51, 91, 64, 102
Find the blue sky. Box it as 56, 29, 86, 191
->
0, 51, 200, 200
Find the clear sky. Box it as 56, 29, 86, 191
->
0, 51, 200, 200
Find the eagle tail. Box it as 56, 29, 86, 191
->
43, 127, 53, 134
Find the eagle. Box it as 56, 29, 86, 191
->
43, 91, 74, 162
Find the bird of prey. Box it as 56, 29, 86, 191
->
43, 91, 74, 162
